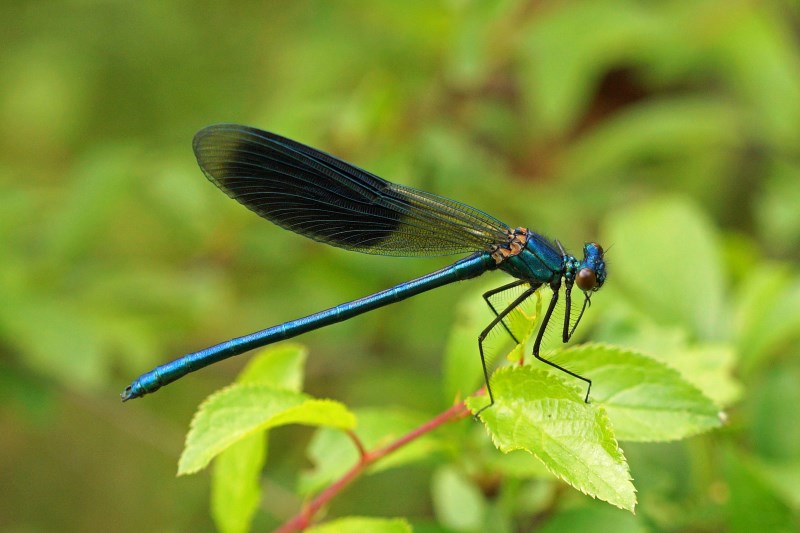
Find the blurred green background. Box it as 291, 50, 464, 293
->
2, 0, 799, 531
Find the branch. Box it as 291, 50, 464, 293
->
274, 399, 473, 532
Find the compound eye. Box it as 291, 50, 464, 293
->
576, 268, 597, 291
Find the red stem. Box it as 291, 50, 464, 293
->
274, 400, 472, 532
345, 429, 367, 458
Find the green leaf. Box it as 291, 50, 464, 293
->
237, 343, 307, 391
749, 362, 800, 461
179, 384, 355, 475
431, 465, 486, 531
466, 366, 636, 512
206, 345, 307, 532
300, 407, 441, 495
734, 264, 800, 375
211, 433, 266, 533
658, 343, 741, 408
549, 344, 723, 441
756, 459, 800, 511
724, 447, 795, 533
590, 306, 742, 408
483, 448, 552, 480
603, 197, 725, 340
306, 516, 412, 533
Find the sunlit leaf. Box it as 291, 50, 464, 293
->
431, 465, 486, 531
659, 344, 741, 408
237, 343, 307, 391
211, 433, 265, 533
179, 384, 355, 475
207, 344, 307, 532
548, 344, 723, 441
467, 366, 636, 512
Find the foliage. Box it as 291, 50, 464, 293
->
2, 0, 800, 531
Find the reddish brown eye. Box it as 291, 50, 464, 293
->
576, 268, 597, 291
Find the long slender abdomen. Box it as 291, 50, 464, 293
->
122, 252, 496, 400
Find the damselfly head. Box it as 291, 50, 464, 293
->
576, 242, 606, 292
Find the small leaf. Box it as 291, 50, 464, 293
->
179, 384, 355, 475
237, 343, 307, 391
549, 344, 724, 441
589, 307, 742, 408
306, 516, 412, 533
659, 344, 742, 408
300, 407, 441, 495
211, 433, 266, 533
431, 465, 486, 531
466, 366, 636, 512
205, 344, 307, 531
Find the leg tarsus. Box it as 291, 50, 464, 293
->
533, 281, 593, 402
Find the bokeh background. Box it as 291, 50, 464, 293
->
2, 1, 799, 531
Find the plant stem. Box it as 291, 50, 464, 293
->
274, 400, 472, 532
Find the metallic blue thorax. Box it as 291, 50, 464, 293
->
497, 232, 563, 284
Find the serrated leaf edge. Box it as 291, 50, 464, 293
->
179, 383, 355, 475
560, 343, 725, 442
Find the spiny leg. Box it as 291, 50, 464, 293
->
533, 281, 592, 402
482, 280, 529, 344
474, 285, 538, 415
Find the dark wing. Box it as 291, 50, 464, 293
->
192, 124, 510, 256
